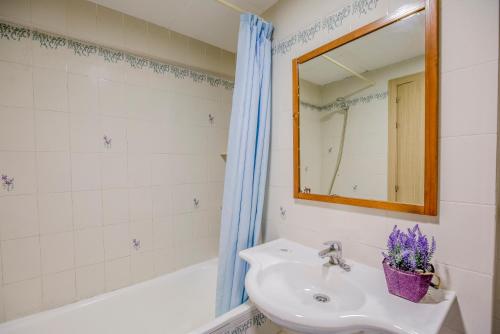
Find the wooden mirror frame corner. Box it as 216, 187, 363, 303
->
292, 0, 439, 216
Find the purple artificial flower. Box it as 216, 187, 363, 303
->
382, 224, 436, 272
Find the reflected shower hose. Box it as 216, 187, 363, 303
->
328, 105, 349, 195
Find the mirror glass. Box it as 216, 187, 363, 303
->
298, 11, 425, 205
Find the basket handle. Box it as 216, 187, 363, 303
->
422, 264, 441, 289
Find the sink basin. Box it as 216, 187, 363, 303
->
240, 239, 455, 334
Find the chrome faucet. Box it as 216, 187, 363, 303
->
318, 241, 351, 271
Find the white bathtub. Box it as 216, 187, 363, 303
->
0, 259, 218, 334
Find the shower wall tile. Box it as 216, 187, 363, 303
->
0, 106, 35, 151
130, 220, 153, 253
0, 195, 38, 240
36, 151, 72, 193
42, 270, 76, 309
101, 153, 128, 189
2, 236, 41, 283
96, 5, 124, 49
129, 188, 153, 221
35, 109, 70, 152
103, 223, 130, 260
71, 153, 102, 191
31, 0, 67, 34
75, 227, 104, 266
40, 232, 75, 274
72, 190, 102, 230
68, 73, 99, 114
102, 189, 129, 225
131, 251, 155, 283
0, 36, 32, 65
33, 67, 67, 112
66, 0, 97, 42
0, 62, 33, 108
0, 0, 233, 319
38, 192, 73, 235
105, 256, 131, 292
3, 278, 42, 321
0, 152, 37, 196
76, 262, 105, 299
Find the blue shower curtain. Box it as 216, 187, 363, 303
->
215, 13, 273, 316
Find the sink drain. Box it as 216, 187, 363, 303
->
313, 293, 330, 303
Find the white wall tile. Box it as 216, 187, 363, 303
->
101, 153, 128, 189
71, 153, 101, 191
35, 109, 70, 152
152, 186, 172, 220
441, 61, 498, 137
68, 73, 98, 114
103, 223, 130, 260
152, 218, 173, 250
33, 67, 67, 112
0, 152, 37, 196
70, 113, 102, 153
42, 270, 76, 309
0, 61, 33, 108
0, 0, 30, 23
3, 278, 42, 321
105, 256, 130, 291
98, 79, 126, 118
124, 15, 149, 54
102, 189, 129, 225
127, 119, 153, 153
130, 220, 153, 253
2, 236, 41, 283
438, 202, 495, 275
75, 227, 104, 266
0, 36, 32, 65
151, 154, 174, 186
437, 263, 493, 334
38, 192, 73, 235
72, 190, 102, 229
129, 188, 152, 221
101, 116, 127, 153
40, 232, 74, 274
36, 151, 72, 193
154, 248, 174, 275
0, 195, 38, 240
66, 0, 97, 42
0, 106, 35, 151
76, 262, 104, 299
131, 251, 154, 283
96, 5, 124, 49
441, 0, 499, 72
31, 0, 67, 33
127, 154, 151, 187
440, 135, 496, 205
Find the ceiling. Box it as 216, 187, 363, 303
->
299, 11, 425, 86
90, 0, 278, 52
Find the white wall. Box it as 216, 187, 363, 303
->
263, 0, 498, 333
0, 0, 234, 322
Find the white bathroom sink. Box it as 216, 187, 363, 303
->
240, 239, 455, 334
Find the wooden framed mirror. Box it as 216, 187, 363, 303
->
292, 0, 438, 215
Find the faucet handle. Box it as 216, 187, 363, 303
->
323, 240, 342, 251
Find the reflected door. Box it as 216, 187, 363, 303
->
388, 72, 425, 204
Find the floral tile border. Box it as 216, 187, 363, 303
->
0, 21, 235, 90
203, 306, 273, 334
272, 0, 382, 56
300, 90, 388, 112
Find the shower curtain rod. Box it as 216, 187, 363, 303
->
321, 55, 374, 85
215, 0, 253, 14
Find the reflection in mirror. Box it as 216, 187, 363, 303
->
298, 10, 425, 205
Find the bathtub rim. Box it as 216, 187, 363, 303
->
0, 257, 218, 331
